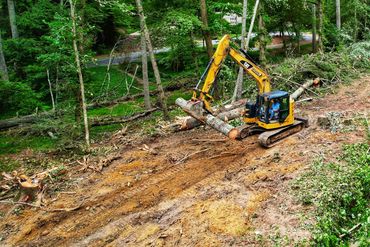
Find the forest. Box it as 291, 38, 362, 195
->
0, 0, 369, 246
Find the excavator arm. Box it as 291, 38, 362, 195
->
193, 34, 271, 113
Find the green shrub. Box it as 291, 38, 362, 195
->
294, 143, 370, 246
0, 80, 44, 117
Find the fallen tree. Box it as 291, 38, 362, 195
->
291, 78, 320, 100
0, 112, 56, 130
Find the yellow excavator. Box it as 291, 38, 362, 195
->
183, 34, 308, 147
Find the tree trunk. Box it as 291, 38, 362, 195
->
336, 0, 341, 29
317, 0, 324, 52
291, 78, 319, 100
200, 0, 213, 58
312, 4, 317, 53
233, 0, 248, 102
246, 0, 260, 49
0, 32, 8, 81
353, 4, 358, 41
258, 2, 267, 68
135, 0, 169, 120
7, 0, 18, 38
141, 33, 151, 110
46, 69, 56, 112
0, 112, 55, 130
70, 0, 90, 147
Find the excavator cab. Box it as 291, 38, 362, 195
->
245, 90, 294, 130
259, 91, 290, 123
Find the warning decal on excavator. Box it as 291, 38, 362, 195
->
241, 60, 253, 69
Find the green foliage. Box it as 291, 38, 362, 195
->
88, 101, 142, 117
270, 46, 367, 92
348, 41, 370, 69
157, 10, 201, 71
0, 134, 56, 156
0, 80, 44, 116
294, 142, 370, 245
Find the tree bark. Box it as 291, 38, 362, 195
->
178, 99, 248, 130
312, 4, 317, 53
258, 2, 267, 68
7, 0, 18, 38
140, 32, 151, 110
175, 98, 239, 139
70, 0, 90, 147
0, 32, 8, 81
200, 0, 213, 58
317, 0, 324, 52
291, 78, 320, 101
246, 0, 260, 49
135, 0, 169, 120
336, 0, 341, 29
46, 69, 56, 112
233, 0, 248, 102
0, 112, 55, 130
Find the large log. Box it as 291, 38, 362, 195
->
179, 99, 247, 130
175, 98, 242, 139
291, 77, 320, 101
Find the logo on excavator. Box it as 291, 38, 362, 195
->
241, 60, 253, 69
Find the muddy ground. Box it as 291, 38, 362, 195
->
0, 77, 369, 246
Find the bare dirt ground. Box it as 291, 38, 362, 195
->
1, 76, 369, 246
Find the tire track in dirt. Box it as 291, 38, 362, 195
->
73, 139, 268, 246
8, 134, 265, 246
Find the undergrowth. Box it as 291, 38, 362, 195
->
293, 140, 370, 246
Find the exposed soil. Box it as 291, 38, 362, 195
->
0, 77, 369, 246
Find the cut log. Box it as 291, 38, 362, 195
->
176, 98, 241, 139
91, 108, 158, 127
179, 99, 247, 130
291, 78, 320, 101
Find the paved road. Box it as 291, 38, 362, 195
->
91, 33, 315, 67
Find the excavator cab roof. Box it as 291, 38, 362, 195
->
262, 90, 289, 100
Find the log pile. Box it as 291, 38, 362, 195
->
175, 98, 245, 139
178, 99, 247, 130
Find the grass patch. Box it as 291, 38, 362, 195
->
86, 66, 141, 101
0, 134, 56, 155
293, 142, 370, 245
88, 101, 143, 117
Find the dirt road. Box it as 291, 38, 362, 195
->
1, 77, 369, 246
